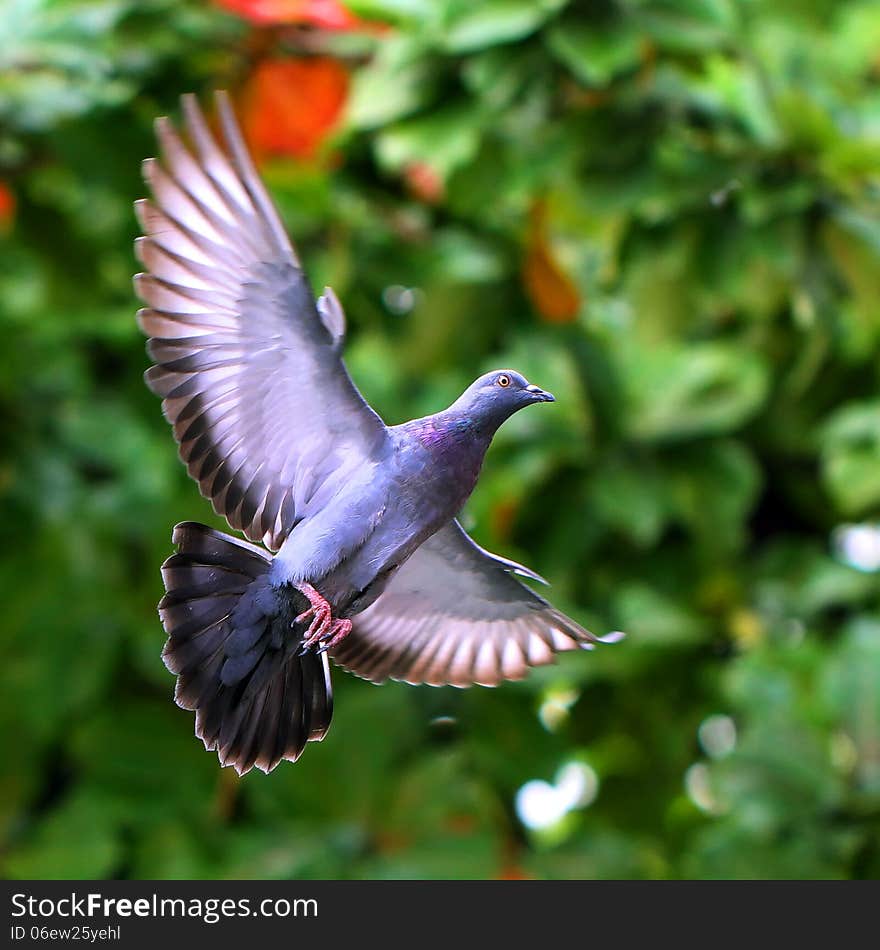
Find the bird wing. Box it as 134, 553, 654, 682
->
135, 93, 387, 551
331, 520, 622, 687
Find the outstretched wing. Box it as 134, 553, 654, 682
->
135, 92, 387, 551
331, 521, 622, 687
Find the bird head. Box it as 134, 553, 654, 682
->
451, 369, 555, 430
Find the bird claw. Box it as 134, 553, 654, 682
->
291, 582, 351, 653
316, 619, 352, 654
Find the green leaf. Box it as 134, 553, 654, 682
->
632, 0, 736, 53
3, 792, 122, 879
616, 341, 770, 442
665, 440, 761, 550
821, 401, 880, 515
823, 213, 880, 328
613, 584, 709, 646
592, 455, 671, 547
821, 618, 880, 796
374, 104, 483, 180
441, 0, 569, 54
345, 0, 439, 25
346, 36, 439, 129
545, 20, 643, 86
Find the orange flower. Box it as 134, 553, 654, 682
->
216, 0, 362, 30
0, 182, 15, 233
241, 57, 349, 162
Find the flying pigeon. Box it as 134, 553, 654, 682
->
134, 92, 622, 775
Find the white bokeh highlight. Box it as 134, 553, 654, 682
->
832, 523, 880, 572
698, 714, 737, 759
515, 761, 599, 831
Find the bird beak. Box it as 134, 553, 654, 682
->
526, 384, 555, 403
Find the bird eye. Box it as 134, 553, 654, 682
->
497, 374, 511, 388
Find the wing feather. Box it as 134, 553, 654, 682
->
331, 521, 623, 687
135, 93, 386, 550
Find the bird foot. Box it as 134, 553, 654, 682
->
293, 582, 332, 646
316, 618, 352, 654
292, 583, 352, 653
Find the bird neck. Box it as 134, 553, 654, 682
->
409, 408, 495, 460
435, 405, 501, 444
404, 409, 498, 514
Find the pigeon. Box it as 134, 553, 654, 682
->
134, 92, 622, 775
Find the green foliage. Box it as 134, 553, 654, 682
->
1, 0, 879, 879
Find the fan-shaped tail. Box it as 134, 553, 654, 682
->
158, 522, 333, 774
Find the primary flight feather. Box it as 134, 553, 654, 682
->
135, 92, 622, 775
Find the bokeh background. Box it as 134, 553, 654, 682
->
2, 0, 880, 880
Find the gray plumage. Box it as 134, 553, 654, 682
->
135, 92, 622, 775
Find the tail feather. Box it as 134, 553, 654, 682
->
306, 658, 333, 741
158, 521, 333, 774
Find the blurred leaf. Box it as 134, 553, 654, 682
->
546, 19, 643, 86
0, 0, 134, 129
346, 0, 436, 24
821, 618, 880, 796
616, 341, 770, 442
69, 703, 219, 820
440, 0, 568, 54
821, 400, 880, 515
823, 213, 880, 328
346, 35, 438, 128
632, 0, 736, 53
3, 792, 122, 879
375, 104, 482, 184
613, 584, 709, 647
591, 454, 670, 548
752, 541, 876, 621
665, 440, 761, 551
